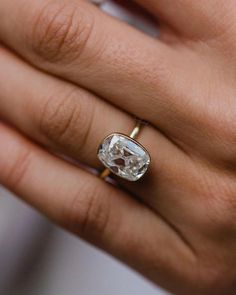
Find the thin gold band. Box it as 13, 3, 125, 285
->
100, 120, 143, 180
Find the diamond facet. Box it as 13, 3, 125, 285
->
97, 133, 150, 181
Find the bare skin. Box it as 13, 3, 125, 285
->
0, 0, 236, 294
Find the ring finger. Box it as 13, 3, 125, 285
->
0, 46, 177, 180
0, 46, 132, 168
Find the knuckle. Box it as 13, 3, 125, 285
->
197, 264, 235, 295
38, 87, 94, 154
62, 183, 111, 237
208, 191, 236, 231
5, 147, 32, 190
29, 2, 94, 63
211, 114, 236, 144
199, 101, 236, 169
198, 175, 236, 232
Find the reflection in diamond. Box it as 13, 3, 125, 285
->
98, 134, 150, 181
113, 158, 126, 166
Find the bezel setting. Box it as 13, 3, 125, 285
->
97, 133, 151, 181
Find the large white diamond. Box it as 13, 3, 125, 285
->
98, 133, 150, 181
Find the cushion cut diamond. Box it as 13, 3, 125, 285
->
98, 133, 150, 181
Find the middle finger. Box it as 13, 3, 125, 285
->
0, 47, 176, 177
0, 0, 183, 131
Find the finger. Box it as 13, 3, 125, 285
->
0, 0, 182, 130
0, 46, 133, 168
134, 0, 235, 39
0, 123, 194, 292
0, 46, 181, 182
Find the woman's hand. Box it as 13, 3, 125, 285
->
0, 1, 236, 294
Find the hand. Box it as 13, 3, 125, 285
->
0, 1, 236, 294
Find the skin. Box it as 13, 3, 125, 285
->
0, 0, 236, 293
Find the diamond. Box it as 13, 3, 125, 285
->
97, 133, 150, 181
